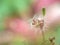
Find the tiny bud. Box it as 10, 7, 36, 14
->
42, 8, 46, 16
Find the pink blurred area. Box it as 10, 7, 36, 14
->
34, 0, 60, 12
8, 19, 38, 40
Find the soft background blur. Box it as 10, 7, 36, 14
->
0, 0, 60, 45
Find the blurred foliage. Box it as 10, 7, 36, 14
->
0, 0, 33, 30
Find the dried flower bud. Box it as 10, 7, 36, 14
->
49, 37, 55, 42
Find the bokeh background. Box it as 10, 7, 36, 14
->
0, 0, 60, 45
